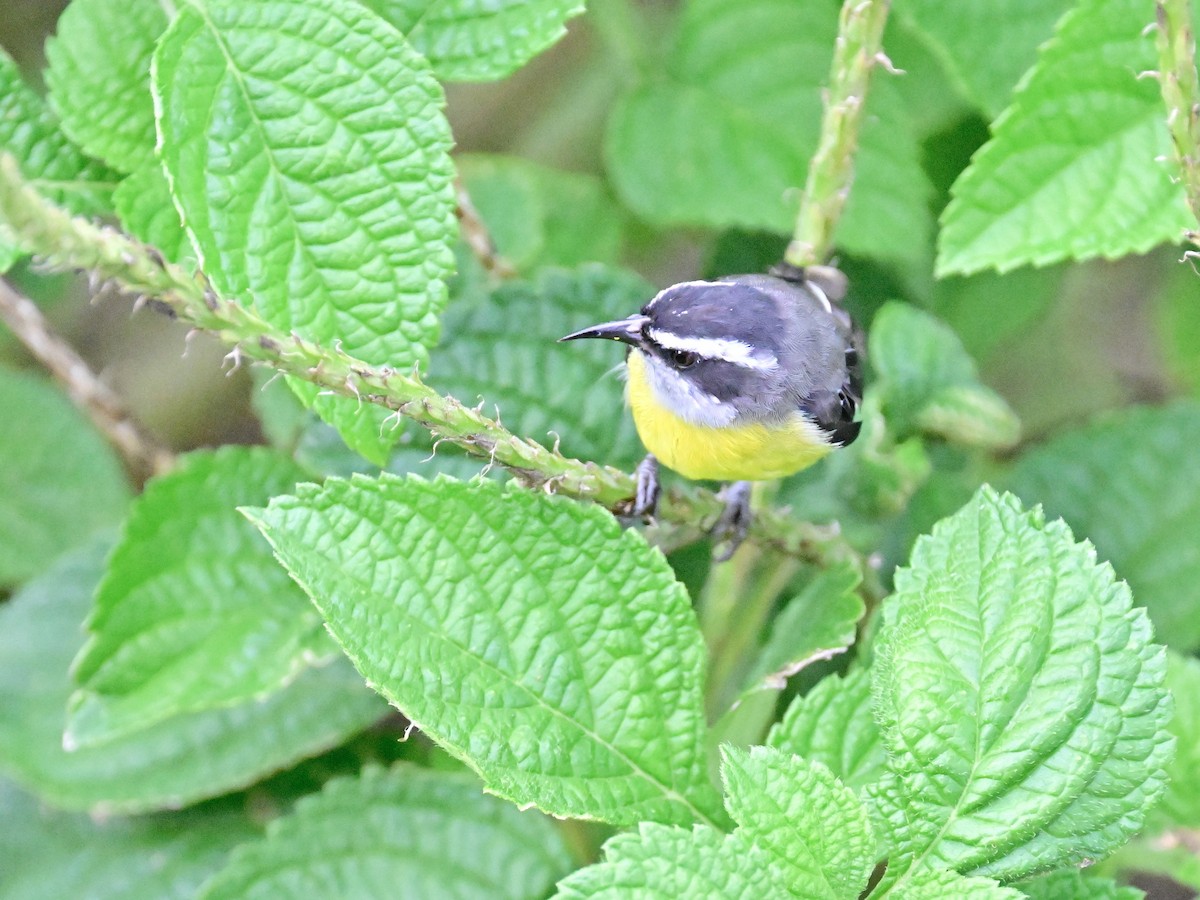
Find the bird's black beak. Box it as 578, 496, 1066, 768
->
559, 314, 649, 346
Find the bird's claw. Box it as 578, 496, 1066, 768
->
711, 480, 753, 561
630, 454, 660, 519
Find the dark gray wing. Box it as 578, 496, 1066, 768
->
800, 341, 863, 447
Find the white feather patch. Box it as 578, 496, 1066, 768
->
646, 328, 778, 371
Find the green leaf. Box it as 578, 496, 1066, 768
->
1157, 652, 1200, 828
915, 383, 1023, 450
153, 0, 457, 463
899, 0, 1073, 116
937, 0, 1192, 276
870, 302, 1020, 450
360, 0, 585, 82
66, 447, 331, 748
721, 746, 875, 898
873, 487, 1173, 887
0, 778, 259, 900
927, 265, 1063, 363
1018, 870, 1144, 900
1007, 402, 1200, 650
457, 154, 624, 270
0, 540, 386, 813
891, 869, 1025, 899
0, 367, 129, 586
742, 564, 864, 694
44, 0, 165, 173
767, 666, 886, 793
0, 48, 118, 271
198, 764, 572, 899
554, 823, 792, 899
248, 474, 724, 827
114, 161, 191, 264
559, 745, 876, 898
436, 265, 650, 471
604, 0, 932, 266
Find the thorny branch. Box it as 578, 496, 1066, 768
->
454, 176, 517, 278
0, 154, 883, 598
1155, 0, 1200, 252
786, 0, 894, 268
0, 276, 173, 485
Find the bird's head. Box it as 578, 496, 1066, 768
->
561, 275, 856, 431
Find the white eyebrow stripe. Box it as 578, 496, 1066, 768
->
644, 280, 736, 310
646, 328, 778, 370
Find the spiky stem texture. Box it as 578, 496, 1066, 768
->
785, 0, 893, 267
0, 154, 879, 590
1156, 0, 1200, 250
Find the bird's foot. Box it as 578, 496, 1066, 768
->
629, 454, 660, 519
711, 480, 753, 561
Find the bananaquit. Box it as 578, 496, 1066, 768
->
561, 264, 863, 547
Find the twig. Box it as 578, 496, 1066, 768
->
785, 0, 894, 268
0, 276, 173, 486
454, 176, 517, 278
0, 153, 881, 591
1155, 0, 1200, 250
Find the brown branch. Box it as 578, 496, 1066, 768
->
0, 277, 173, 485
454, 176, 517, 278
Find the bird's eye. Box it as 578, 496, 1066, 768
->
666, 348, 700, 369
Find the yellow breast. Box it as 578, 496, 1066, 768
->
625, 352, 832, 481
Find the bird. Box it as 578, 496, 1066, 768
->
560, 264, 863, 557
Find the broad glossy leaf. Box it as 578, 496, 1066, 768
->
435, 265, 650, 471
1156, 653, 1200, 828
899, 0, 1072, 116
0, 49, 118, 271
1018, 870, 1144, 900
721, 746, 874, 898
604, 0, 932, 266
361, 0, 585, 82
249, 474, 724, 827
0, 367, 128, 586
114, 161, 191, 264
742, 564, 864, 694
0, 541, 385, 813
558, 745, 877, 897
938, 0, 1192, 275
45, 0, 165, 173
554, 824, 791, 899
198, 765, 572, 899
768, 667, 885, 792
870, 302, 1020, 449
874, 488, 1172, 886
890, 869, 1025, 899
154, 0, 456, 463
0, 778, 257, 900
66, 447, 330, 748
1008, 402, 1200, 650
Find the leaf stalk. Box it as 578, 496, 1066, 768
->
785, 0, 893, 267
1155, 0, 1200, 250
0, 153, 879, 588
